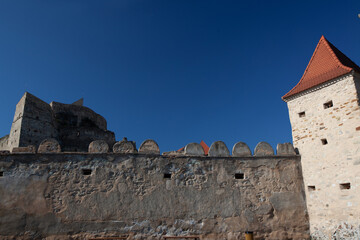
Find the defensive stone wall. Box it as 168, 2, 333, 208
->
0, 135, 9, 151
50, 101, 115, 152
1, 92, 115, 152
286, 74, 360, 238
0, 141, 309, 240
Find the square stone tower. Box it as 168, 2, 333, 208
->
283, 36, 360, 238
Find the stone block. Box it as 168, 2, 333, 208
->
208, 141, 230, 157
162, 151, 184, 156
113, 138, 137, 154
276, 143, 296, 155
254, 142, 274, 156
184, 143, 205, 156
38, 139, 61, 153
11, 145, 36, 154
232, 142, 252, 157
138, 139, 160, 154
88, 140, 109, 153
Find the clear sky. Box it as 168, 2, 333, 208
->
0, 1, 359, 153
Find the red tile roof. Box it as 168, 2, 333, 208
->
282, 36, 360, 100
200, 140, 209, 155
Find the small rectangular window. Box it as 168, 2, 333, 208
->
324, 101, 333, 109
164, 173, 171, 179
298, 111, 306, 118
82, 169, 92, 175
321, 139, 328, 145
308, 185, 316, 191
340, 183, 350, 190
235, 173, 244, 179
0, 171, 3, 177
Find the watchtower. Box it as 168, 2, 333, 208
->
283, 36, 360, 237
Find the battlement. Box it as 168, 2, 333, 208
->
2, 137, 298, 158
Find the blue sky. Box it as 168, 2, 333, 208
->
0, 1, 359, 153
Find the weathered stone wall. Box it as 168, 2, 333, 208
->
0, 153, 309, 240
286, 74, 360, 238
50, 102, 107, 131
7, 92, 58, 150
5, 93, 115, 152
0, 135, 9, 151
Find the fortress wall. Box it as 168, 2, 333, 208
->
5, 93, 115, 152
50, 102, 107, 130
0, 153, 309, 240
0, 135, 9, 151
287, 74, 360, 238
8, 92, 58, 149
50, 102, 115, 152
7, 93, 27, 148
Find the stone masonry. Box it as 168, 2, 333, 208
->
0, 148, 309, 240
286, 74, 360, 238
1, 92, 115, 152
284, 36, 360, 239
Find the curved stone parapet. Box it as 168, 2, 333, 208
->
38, 139, 61, 153
276, 143, 296, 155
232, 142, 252, 157
113, 138, 137, 154
208, 141, 230, 157
138, 139, 160, 155
88, 140, 109, 153
254, 142, 274, 156
184, 143, 205, 156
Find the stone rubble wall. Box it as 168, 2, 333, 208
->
0, 144, 309, 240
0, 135, 9, 151
287, 74, 360, 239
4, 92, 115, 153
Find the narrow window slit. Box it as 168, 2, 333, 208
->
298, 111, 306, 118
308, 185, 316, 191
340, 183, 350, 190
82, 169, 92, 175
0, 171, 3, 177
321, 139, 328, 145
163, 173, 171, 179
324, 101, 333, 109
235, 173, 244, 179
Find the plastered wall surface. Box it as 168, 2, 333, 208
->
0, 153, 309, 240
287, 75, 360, 239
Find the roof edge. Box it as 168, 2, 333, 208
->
282, 72, 354, 102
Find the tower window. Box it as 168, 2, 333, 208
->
323, 101, 333, 109
308, 185, 316, 191
235, 173, 244, 179
340, 183, 350, 190
298, 111, 306, 118
0, 171, 3, 177
321, 139, 328, 145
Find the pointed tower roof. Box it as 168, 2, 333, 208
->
282, 36, 360, 100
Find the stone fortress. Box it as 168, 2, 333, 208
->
0, 36, 359, 239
